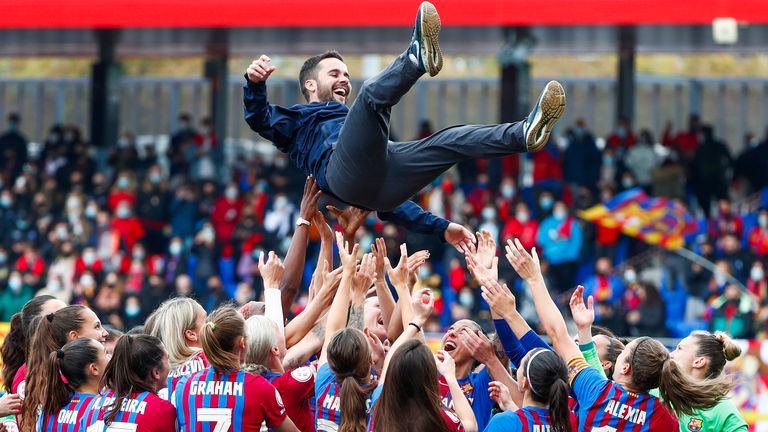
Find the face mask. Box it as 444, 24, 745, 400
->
0, 253, 6, 264
202, 229, 215, 242
501, 185, 515, 199
150, 173, 162, 184
624, 270, 637, 284
714, 271, 727, 286
622, 177, 634, 189
553, 209, 567, 220
83, 251, 96, 265
125, 305, 141, 318
225, 187, 239, 200
8, 278, 22, 293
481, 207, 496, 220
0, 197, 11, 208
169, 243, 182, 256
257, 181, 268, 193
133, 250, 145, 260
539, 197, 554, 211
117, 177, 130, 189
49, 281, 62, 292
603, 155, 615, 167
117, 208, 131, 219
55, 227, 68, 240
617, 127, 627, 139
459, 292, 475, 308
760, 215, 768, 228
80, 275, 95, 287
85, 206, 98, 219
418, 267, 431, 279
516, 211, 530, 223
66, 197, 81, 210
751, 267, 764, 281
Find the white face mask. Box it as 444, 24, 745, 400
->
501, 185, 515, 199
553, 209, 567, 220
624, 270, 637, 284
516, 211, 530, 223
481, 207, 496, 220
751, 267, 764, 282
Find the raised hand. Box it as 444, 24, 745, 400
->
0, 393, 22, 417
459, 328, 494, 364
335, 231, 359, 273
479, 279, 517, 320
407, 249, 430, 286
488, 381, 517, 412
476, 230, 497, 270
315, 259, 343, 307
312, 211, 334, 243
411, 288, 435, 326
299, 176, 323, 221
371, 237, 387, 281
569, 285, 595, 330
465, 249, 498, 287
352, 253, 376, 298
435, 350, 457, 379
384, 243, 410, 290
246, 54, 277, 84
258, 251, 285, 288
505, 238, 542, 282
327, 205, 371, 237
444, 222, 476, 254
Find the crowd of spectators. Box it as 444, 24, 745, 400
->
0, 111, 766, 339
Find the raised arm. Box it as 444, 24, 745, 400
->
278, 176, 322, 317
378, 201, 475, 254
319, 232, 359, 366
243, 55, 298, 147
371, 238, 396, 333
506, 238, 581, 361
435, 351, 478, 432
259, 251, 286, 336
284, 261, 342, 348
380, 288, 434, 384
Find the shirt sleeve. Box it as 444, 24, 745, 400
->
287, 367, 316, 401
377, 201, 451, 239
579, 342, 607, 379
153, 401, 178, 432
519, 330, 552, 352
492, 319, 526, 368
483, 412, 522, 432
260, 380, 289, 428
567, 356, 610, 409
720, 400, 749, 432
242, 78, 299, 151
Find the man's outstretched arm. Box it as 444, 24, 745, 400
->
243, 55, 299, 149
378, 200, 475, 253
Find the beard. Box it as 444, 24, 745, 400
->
316, 82, 347, 104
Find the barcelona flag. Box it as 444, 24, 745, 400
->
578, 188, 698, 250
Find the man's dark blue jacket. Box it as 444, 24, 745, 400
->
243, 78, 450, 238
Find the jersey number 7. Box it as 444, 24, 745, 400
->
198, 407, 233, 432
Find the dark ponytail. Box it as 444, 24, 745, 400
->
1, 295, 57, 392
327, 328, 373, 432
40, 338, 100, 417
101, 334, 166, 425
22, 305, 87, 432
522, 349, 572, 432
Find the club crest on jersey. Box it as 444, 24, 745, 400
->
688, 418, 703, 431
291, 367, 313, 383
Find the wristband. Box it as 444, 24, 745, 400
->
408, 322, 422, 332
296, 217, 311, 227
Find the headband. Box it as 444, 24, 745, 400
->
525, 349, 548, 397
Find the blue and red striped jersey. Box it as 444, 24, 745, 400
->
175, 367, 287, 432
485, 406, 578, 432
36, 393, 97, 432
79, 390, 176, 432
159, 350, 209, 401
568, 357, 678, 432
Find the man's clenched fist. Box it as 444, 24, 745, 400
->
246, 55, 277, 83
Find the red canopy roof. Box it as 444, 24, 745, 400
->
3, 0, 768, 29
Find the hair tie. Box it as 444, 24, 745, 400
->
46, 313, 55, 322
206, 322, 216, 331
56, 349, 65, 359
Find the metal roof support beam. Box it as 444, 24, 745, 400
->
204, 28, 229, 179
617, 25, 636, 127
90, 29, 121, 154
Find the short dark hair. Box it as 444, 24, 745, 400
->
298, 51, 345, 101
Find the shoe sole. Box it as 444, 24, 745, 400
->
419, 2, 443, 77
527, 80, 566, 152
